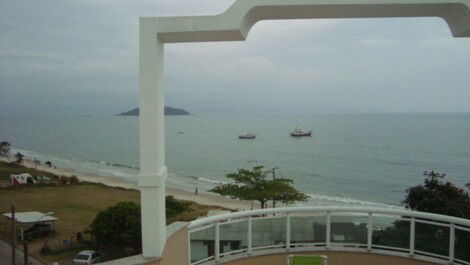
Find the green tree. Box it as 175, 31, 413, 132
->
374, 172, 470, 260
0, 141, 11, 159
210, 166, 308, 208
14, 152, 24, 164
267, 178, 309, 206
90, 201, 141, 250
90, 198, 188, 250
403, 174, 470, 218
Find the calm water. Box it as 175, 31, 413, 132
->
1, 113, 469, 207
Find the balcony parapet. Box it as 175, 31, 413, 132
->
188, 207, 470, 265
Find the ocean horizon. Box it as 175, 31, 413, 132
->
1, 112, 469, 208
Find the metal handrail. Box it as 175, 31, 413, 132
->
188, 206, 470, 229
188, 207, 470, 265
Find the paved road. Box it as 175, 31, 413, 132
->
0, 239, 43, 265
54, 260, 73, 265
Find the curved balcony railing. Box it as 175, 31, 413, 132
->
187, 207, 470, 265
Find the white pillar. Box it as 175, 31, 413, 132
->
326, 212, 331, 249
286, 214, 291, 250
139, 18, 167, 258
215, 222, 220, 261
367, 213, 372, 251
247, 216, 252, 256
449, 223, 455, 263
409, 217, 415, 256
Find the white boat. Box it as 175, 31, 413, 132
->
290, 127, 312, 137
238, 132, 256, 139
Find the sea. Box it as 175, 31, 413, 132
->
1, 113, 469, 208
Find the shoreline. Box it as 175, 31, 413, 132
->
1, 157, 254, 211
2, 152, 403, 210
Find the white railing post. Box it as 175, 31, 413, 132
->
410, 217, 415, 257
367, 213, 372, 251
286, 214, 291, 250
187, 230, 192, 265
326, 211, 331, 249
247, 216, 252, 256
215, 222, 220, 262
449, 223, 455, 263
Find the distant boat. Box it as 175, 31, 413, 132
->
238, 132, 256, 139
290, 127, 312, 137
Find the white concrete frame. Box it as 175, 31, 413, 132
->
139, 0, 470, 258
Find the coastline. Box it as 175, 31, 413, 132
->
0, 157, 253, 211
1, 153, 404, 210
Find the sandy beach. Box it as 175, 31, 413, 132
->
1, 157, 254, 211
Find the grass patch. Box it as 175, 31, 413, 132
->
0, 161, 225, 263
0, 161, 59, 186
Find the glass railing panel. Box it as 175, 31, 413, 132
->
190, 225, 215, 263
330, 214, 368, 245
291, 215, 327, 245
372, 215, 410, 250
252, 216, 286, 249
415, 221, 449, 257
219, 219, 248, 255
454, 227, 470, 262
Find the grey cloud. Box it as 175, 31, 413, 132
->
1, 0, 469, 116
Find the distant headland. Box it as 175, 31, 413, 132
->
118, 106, 190, 116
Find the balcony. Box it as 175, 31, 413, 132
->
186, 207, 470, 265
102, 206, 469, 265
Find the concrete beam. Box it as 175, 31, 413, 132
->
142, 0, 470, 43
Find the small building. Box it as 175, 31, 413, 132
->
3, 211, 58, 240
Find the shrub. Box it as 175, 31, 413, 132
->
69, 175, 79, 184
58, 175, 69, 185
166, 196, 188, 218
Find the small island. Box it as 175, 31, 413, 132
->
119, 106, 190, 116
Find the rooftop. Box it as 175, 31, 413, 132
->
3, 211, 57, 224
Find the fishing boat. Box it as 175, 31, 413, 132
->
238, 132, 256, 139
290, 127, 312, 137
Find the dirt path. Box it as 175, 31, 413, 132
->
0, 239, 43, 265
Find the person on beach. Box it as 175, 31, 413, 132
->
195, 188, 198, 195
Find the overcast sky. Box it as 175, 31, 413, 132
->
1, 0, 470, 116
